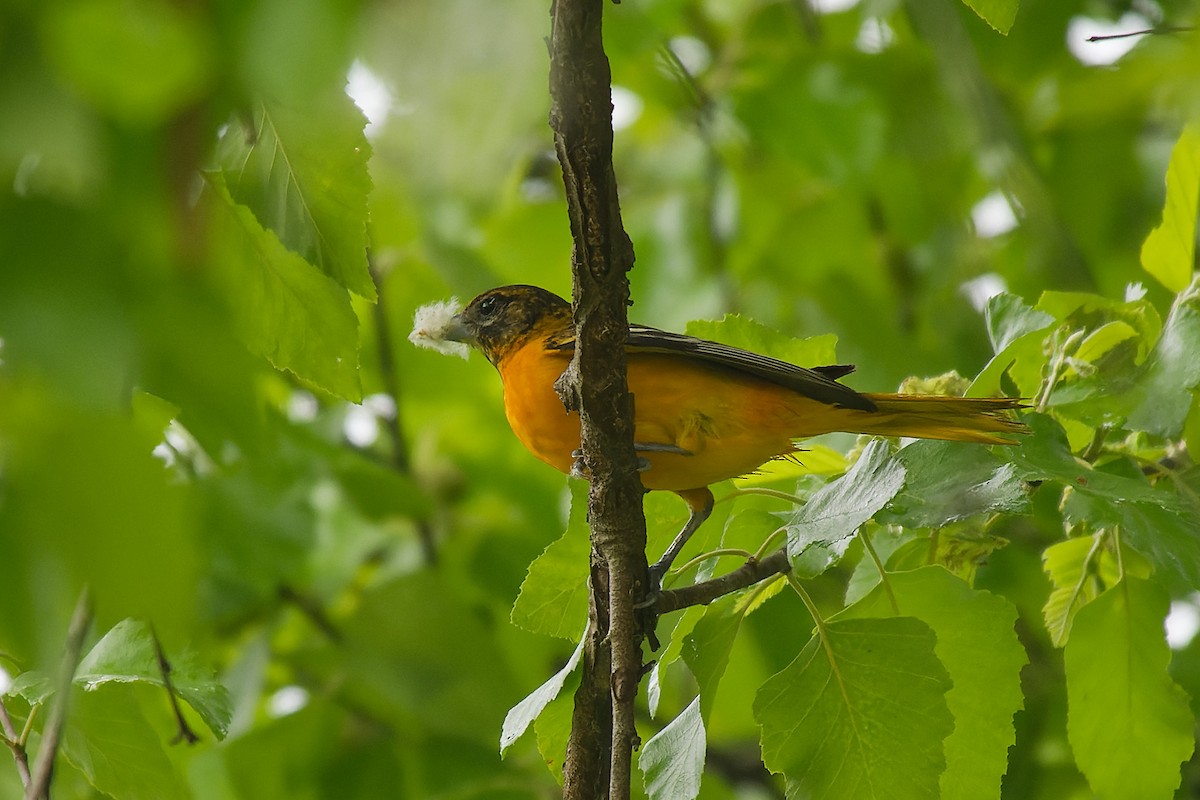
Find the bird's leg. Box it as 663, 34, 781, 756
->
641, 487, 714, 604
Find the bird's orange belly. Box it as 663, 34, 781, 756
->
498, 346, 802, 492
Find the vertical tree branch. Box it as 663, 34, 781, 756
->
547, 1, 647, 798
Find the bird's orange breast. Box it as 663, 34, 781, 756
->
495, 340, 827, 492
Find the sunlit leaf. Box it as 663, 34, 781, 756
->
1141, 124, 1200, 293
1066, 577, 1194, 799
686, 315, 838, 367
962, 0, 1017, 33
843, 567, 1027, 800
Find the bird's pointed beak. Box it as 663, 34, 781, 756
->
441, 314, 475, 344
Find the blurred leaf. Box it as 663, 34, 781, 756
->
878, 440, 1028, 528
62, 686, 187, 800
640, 696, 706, 800
1066, 577, 1194, 799
42, 0, 213, 124
204, 174, 361, 400
755, 616, 953, 799
685, 315, 838, 367
510, 481, 589, 640
960, 0, 1018, 34
75, 618, 231, 739
843, 567, 1027, 800
786, 439, 906, 577
1141, 124, 1200, 293
501, 636, 583, 756
215, 92, 375, 299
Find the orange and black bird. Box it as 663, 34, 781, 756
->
438, 285, 1025, 583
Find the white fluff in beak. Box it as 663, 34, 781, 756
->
408, 298, 470, 360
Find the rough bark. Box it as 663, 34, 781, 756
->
547, 1, 647, 798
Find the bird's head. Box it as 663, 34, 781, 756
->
440, 285, 572, 366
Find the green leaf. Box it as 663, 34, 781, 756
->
681, 594, 743, 719
959, 0, 1018, 34
685, 315, 838, 367
205, 174, 361, 400
1065, 577, 1195, 799
62, 686, 187, 800
534, 664, 579, 785
1011, 415, 1200, 591
985, 292, 1054, 354
75, 618, 232, 739
1126, 277, 1200, 436
786, 439, 906, 577
501, 636, 584, 756
1041, 536, 1106, 647
843, 568, 1027, 800
878, 440, 1027, 529
510, 481, 590, 639
640, 696, 706, 800
1141, 124, 1200, 293
216, 92, 375, 299
43, 0, 213, 125
755, 616, 953, 800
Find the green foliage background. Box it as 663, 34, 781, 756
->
2, 0, 1200, 798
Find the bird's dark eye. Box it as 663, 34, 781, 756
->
478, 295, 503, 317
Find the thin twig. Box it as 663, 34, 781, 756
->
369, 257, 438, 566
1087, 25, 1191, 42
653, 548, 791, 615
150, 626, 199, 745
0, 697, 32, 790
860, 529, 899, 615
26, 588, 93, 800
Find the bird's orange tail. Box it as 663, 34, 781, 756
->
836, 394, 1028, 445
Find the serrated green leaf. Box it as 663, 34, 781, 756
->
62, 686, 187, 800
511, 482, 589, 639
1011, 415, 1200, 591
786, 439, 906, 577
878, 440, 1027, 529
685, 315, 838, 367
682, 594, 742, 719
755, 616, 953, 800
1126, 277, 1200, 436
1141, 124, 1200, 293
216, 93, 375, 299
985, 292, 1054, 354
1066, 577, 1195, 799
501, 636, 584, 756
75, 618, 231, 739
640, 696, 706, 800
842, 568, 1027, 800
960, 0, 1018, 33
205, 174, 361, 400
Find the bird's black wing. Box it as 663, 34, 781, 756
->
546, 323, 875, 411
